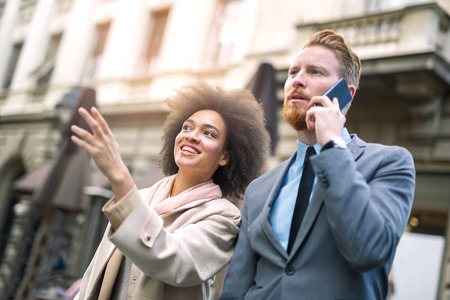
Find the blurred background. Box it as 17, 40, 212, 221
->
0, 0, 450, 299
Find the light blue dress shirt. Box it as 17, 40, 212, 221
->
270, 128, 351, 250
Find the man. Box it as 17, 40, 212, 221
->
220, 29, 415, 300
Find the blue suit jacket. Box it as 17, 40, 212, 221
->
220, 135, 415, 300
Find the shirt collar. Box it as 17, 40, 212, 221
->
295, 128, 351, 163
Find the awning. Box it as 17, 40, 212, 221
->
13, 161, 54, 194
246, 61, 279, 155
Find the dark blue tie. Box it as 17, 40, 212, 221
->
287, 146, 316, 254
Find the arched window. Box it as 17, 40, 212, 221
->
0, 157, 25, 258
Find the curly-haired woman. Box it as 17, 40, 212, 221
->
71, 81, 270, 300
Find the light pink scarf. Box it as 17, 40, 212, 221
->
143, 174, 222, 216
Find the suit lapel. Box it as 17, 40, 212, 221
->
258, 155, 296, 258
347, 134, 365, 161
288, 135, 366, 257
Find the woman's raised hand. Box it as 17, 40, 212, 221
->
71, 107, 134, 200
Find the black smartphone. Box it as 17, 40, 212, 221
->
322, 78, 353, 110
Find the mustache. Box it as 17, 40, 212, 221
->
286, 88, 309, 101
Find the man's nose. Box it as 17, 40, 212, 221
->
292, 72, 306, 88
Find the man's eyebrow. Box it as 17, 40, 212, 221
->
309, 63, 325, 68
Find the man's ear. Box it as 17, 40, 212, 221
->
349, 85, 356, 97
343, 85, 356, 116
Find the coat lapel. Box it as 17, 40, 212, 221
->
88, 227, 117, 299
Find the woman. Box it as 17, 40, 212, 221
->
71, 81, 269, 300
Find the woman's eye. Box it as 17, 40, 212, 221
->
182, 124, 191, 131
204, 131, 216, 138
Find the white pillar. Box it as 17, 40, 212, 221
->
11, 0, 56, 92
96, 0, 146, 102
99, 0, 146, 78
0, 0, 22, 92
51, 0, 98, 87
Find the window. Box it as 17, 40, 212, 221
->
146, 10, 169, 63
138, 9, 169, 74
84, 22, 111, 79
0, 0, 6, 18
93, 22, 111, 57
2, 42, 23, 90
204, 0, 243, 67
31, 33, 62, 91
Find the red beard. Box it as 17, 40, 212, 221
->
283, 100, 307, 131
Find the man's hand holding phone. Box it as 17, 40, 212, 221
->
306, 78, 353, 145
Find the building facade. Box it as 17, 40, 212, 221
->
1, 0, 450, 299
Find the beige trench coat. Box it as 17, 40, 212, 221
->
75, 186, 241, 300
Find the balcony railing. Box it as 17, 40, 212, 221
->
17, 0, 73, 25
57, 0, 73, 14
329, 14, 401, 47
296, 2, 450, 59
18, 0, 36, 25
303, 10, 402, 48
